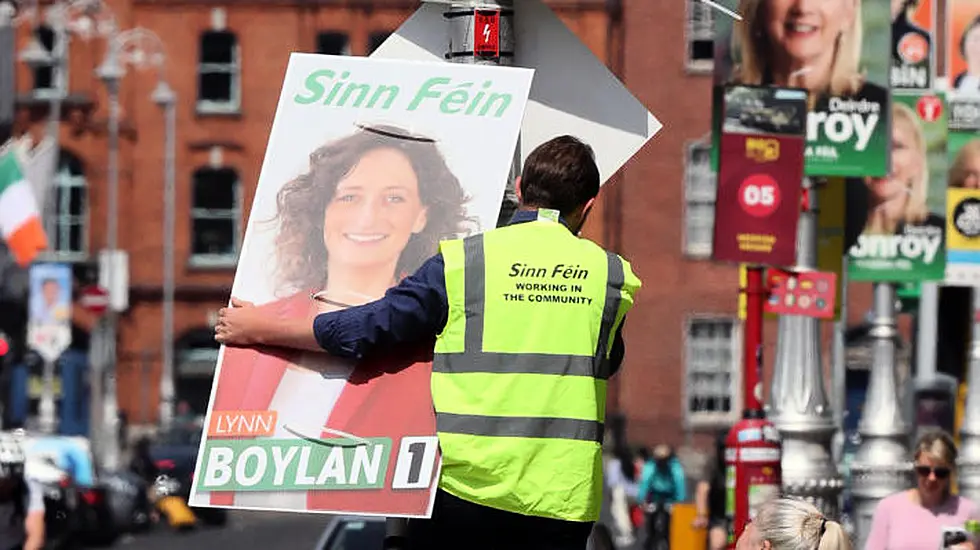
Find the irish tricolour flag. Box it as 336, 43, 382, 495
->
0, 150, 47, 266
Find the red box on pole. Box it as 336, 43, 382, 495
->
473, 10, 500, 57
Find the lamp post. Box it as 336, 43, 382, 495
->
768, 178, 843, 515
151, 79, 176, 431
17, 0, 117, 240
15, 0, 116, 438
95, 26, 169, 470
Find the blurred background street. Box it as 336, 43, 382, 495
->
113, 511, 328, 550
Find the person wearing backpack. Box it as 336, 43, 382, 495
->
637, 444, 686, 550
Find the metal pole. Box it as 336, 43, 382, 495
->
832, 256, 849, 464
159, 99, 176, 430
38, 359, 56, 433
40, 4, 67, 243
916, 282, 939, 384
0, 2, 15, 127
383, 3, 515, 547
99, 45, 122, 471
744, 265, 765, 414
849, 283, 912, 549
957, 289, 980, 503
768, 177, 843, 515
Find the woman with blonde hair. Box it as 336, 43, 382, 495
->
862, 101, 936, 235
735, 497, 851, 550
950, 139, 980, 189
866, 431, 979, 549
731, 0, 885, 106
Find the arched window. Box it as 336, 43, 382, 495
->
317, 31, 350, 55
190, 167, 241, 265
197, 30, 241, 114
683, 136, 716, 259
47, 150, 88, 259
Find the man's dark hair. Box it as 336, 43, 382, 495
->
520, 135, 600, 217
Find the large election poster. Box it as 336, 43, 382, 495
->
848, 92, 947, 281
189, 53, 534, 517
711, 0, 891, 177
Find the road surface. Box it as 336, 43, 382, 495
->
112, 510, 331, 550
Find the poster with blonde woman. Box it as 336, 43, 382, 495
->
944, 129, 980, 283
711, 0, 890, 177
187, 53, 534, 517
848, 93, 947, 282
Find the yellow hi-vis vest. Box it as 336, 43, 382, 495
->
432, 209, 641, 522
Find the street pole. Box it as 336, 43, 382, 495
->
154, 82, 177, 431
96, 40, 123, 471
768, 177, 843, 515
384, 3, 515, 547
957, 289, 980, 503
849, 283, 912, 549
832, 256, 849, 464
916, 282, 939, 384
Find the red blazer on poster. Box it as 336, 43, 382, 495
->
205, 292, 437, 515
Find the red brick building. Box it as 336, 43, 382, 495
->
5, 0, 890, 448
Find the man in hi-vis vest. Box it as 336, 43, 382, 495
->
216, 136, 641, 550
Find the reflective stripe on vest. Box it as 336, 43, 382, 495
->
432, 218, 640, 522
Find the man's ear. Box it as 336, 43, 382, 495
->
514, 176, 523, 202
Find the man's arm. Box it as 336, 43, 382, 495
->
23, 480, 45, 550
609, 317, 628, 377
313, 254, 449, 359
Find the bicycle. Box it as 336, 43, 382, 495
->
642, 501, 672, 550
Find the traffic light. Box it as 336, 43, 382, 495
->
0, 332, 8, 358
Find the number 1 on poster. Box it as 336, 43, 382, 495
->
391, 436, 439, 490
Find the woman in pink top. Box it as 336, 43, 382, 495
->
866, 431, 979, 550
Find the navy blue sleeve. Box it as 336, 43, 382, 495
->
609, 317, 627, 377
312, 254, 448, 360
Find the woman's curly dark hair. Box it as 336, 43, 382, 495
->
270, 124, 474, 293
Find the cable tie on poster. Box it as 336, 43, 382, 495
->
356, 122, 437, 143
282, 424, 370, 448
699, 0, 742, 21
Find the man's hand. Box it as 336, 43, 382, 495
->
692, 514, 708, 529
215, 297, 266, 347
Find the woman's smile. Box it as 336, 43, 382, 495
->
344, 233, 389, 244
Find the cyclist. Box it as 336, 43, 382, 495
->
637, 444, 686, 550
0, 431, 45, 550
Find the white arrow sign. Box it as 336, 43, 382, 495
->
371, 0, 662, 185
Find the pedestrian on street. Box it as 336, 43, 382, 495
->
637, 444, 686, 550
693, 430, 729, 550
215, 135, 642, 550
735, 497, 850, 550
0, 432, 45, 550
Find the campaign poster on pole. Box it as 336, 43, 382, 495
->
27, 263, 72, 363
712, 85, 806, 267
848, 92, 948, 281
189, 53, 534, 517
711, 0, 891, 177
945, 188, 980, 284
946, 0, 980, 98
892, 0, 935, 90
945, 93, 980, 283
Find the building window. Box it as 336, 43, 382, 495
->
685, 317, 741, 425
368, 31, 392, 55
31, 25, 66, 97
687, 0, 714, 72
317, 32, 350, 55
43, 150, 87, 260
684, 140, 716, 258
190, 167, 241, 265
197, 31, 240, 114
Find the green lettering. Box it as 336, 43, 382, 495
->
366, 85, 400, 109
339, 83, 372, 107
293, 69, 335, 105
408, 77, 450, 111
440, 86, 471, 114
479, 92, 512, 118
